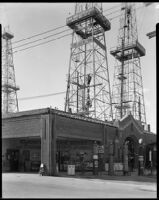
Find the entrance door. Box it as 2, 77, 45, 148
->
23, 150, 30, 172
124, 138, 136, 172
6, 149, 19, 172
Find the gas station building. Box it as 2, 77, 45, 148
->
2, 107, 156, 176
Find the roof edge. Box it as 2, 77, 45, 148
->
2, 108, 116, 127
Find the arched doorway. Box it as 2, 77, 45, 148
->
124, 136, 138, 172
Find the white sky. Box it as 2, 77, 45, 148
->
1, 3, 158, 133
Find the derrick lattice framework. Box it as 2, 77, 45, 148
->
2, 27, 19, 114
65, 3, 113, 121
110, 3, 146, 124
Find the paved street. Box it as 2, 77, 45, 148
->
2, 173, 157, 198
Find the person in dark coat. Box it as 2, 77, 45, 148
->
39, 163, 45, 176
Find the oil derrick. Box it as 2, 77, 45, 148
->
65, 3, 113, 121
110, 3, 146, 124
2, 27, 20, 114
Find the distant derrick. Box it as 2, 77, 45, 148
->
2, 27, 19, 114
111, 3, 146, 124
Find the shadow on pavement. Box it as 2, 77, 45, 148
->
57, 171, 157, 183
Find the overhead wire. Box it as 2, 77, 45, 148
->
2, 4, 142, 52
11, 14, 123, 54
5, 3, 147, 102
13, 32, 72, 54
12, 24, 66, 44
2, 4, 121, 51
18, 91, 66, 101
108, 4, 145, 21
105, 8, 121, 16
12, 28, 71, 50
2, 26, 70, 52
109, 14, 121, 21
2, 3, 146, 56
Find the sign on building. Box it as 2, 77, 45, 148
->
98, 145, 104, 154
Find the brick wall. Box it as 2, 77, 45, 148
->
2, 116, 41, 138
56, 115, 103, 141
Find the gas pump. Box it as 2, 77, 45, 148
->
93, 141, 98, 175
80, 152, 85, 174
108, 141, 114, 176
138, 138, 144, 176
98, 145, 104, 175
149, 149, 152, 174
123, 142, 129, 175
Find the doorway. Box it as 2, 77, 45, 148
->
6, 149, 19, 172
124, 137, 137, 172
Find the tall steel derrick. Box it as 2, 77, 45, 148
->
65, 3, 113, 121
2, 28, 19, 114
110, 3, 146, 124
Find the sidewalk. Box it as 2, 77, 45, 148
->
58, 171, 157, 183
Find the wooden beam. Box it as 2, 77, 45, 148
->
146, 31, 156, 39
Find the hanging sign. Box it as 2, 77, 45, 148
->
98, 145, 104, 154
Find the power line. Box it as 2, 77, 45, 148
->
13, 12, 123, 54
12, 29, 71, 50
4, 8, 143, 55
104, 8, 121, 16
2, 28, 72, 55
2, 5, 122, 50
109, 14, 121, 21
13, 32, 72, 54
2, 4, 146, 55
12, 24, 66, 44
18, 91, 66, 101
2, 3, 144, 51
108, 4, 145, 21
2, 25, 69, 51
12, 11, 125, 54
1, 4, 121, 48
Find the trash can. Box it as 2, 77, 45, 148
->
67, 165, 75, 175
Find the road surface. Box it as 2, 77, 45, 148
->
2, 173, 157, 198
